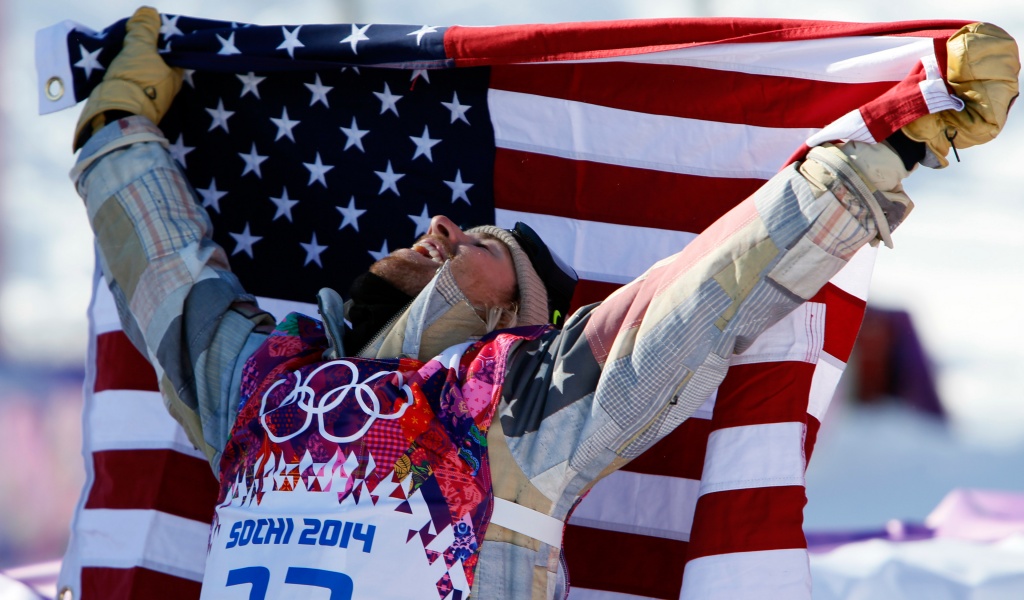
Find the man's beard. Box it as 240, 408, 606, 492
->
368, 234, 453, 297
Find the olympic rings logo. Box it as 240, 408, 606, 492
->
258, 360, 414, 444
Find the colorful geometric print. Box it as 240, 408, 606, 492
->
221, 312, 547, 589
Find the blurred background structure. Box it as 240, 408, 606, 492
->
1, 0, 1022, 593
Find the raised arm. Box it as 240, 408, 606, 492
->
72, 8, 275, 470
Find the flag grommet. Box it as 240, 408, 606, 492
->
45, 76, 64, 101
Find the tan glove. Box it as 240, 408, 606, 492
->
73, 6, 183, 150
903, 22, 1020, 168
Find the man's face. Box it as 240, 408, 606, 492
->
369, 215, 517, 310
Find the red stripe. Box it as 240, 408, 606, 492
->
494, 149, 764, 233
570, 279, 622, 312
491, 62, 897, 128
686, 486, 807, 560
446, 20, 966, 66
805, 415, 822, 463
713, 362, 815, 429
621, 416, 713, 480
563, 525, 686, 599
859, 63, 932, 141
86, 449, 219, 524
81, 566, 201, 600
94, 331, 158, 393
811, 283, 867, 362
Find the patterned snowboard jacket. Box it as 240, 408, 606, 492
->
74, 116, 891, 599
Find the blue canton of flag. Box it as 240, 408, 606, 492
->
68, 15, 492, 302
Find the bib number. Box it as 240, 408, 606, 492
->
227, 566, 353, 600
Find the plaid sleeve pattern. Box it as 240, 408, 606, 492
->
74, 116, 275, 468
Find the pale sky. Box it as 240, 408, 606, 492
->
5, 0, 1023, 446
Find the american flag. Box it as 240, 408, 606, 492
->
37, 13, 970, 599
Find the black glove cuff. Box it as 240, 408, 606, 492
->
885, 129, 927, 171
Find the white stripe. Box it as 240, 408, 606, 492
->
808, 353, 845, 422
75, 509, 209, 581
495, 209, 696, 284
730, 302, 824, 366
699, 422, 806, 496
490, 498, 565, 547
90, 279, 121, 335
253, 296, 317, 322
680, 549, 811, 600
829, 244, 875, 301
91, 281, 318, 336
490, 89, 817, 179
569, 471, 699, 541
805, 109, 876, 147
87, 390, 206, 458
557, 36, 935, 84
568, 588, 661, 600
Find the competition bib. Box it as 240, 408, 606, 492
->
201, 470, 472, 600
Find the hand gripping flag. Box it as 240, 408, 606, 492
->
37, 14, 972, 600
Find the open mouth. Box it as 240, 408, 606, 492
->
412, 238, 450, 265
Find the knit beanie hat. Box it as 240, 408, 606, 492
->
467, 225, 550, 327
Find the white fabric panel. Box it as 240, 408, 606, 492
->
560, 36, 935, 84
808, 354, 845, 422
88, 390, 206, 457
76, 509, 209, 581
730, 302, 825, 366
569, 471, 700, 541
681, 549, 811, 600
490, 498, 566, 547
35, 21, 80, 114
700, 422, 806, 496
829, 244, 876, 301
489, 89, 818, 179
494, 209, 697, 284
804, 109, 876, 147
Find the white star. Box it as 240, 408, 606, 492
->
373, 83, 402, 116
205, 99, 234, 132
339, 117, 369, 152
278, 26, 305, 58
197, 179, 228, 213
269, 188, 299, 222
410, 69, 431, 84
238, 143, 268, 178
441, 91, 472, 125
303, 152, 334, 187
160, 14, 183, 39
74, 45, 105, 79
301, 233, 328, 267
407, 204, 432, 237
552, 362, 575, 394
270, 107, 300, 142
158, 40, 173, 55
340, 23, 371, 54
236, 72, 265, 99
368, 240, 390, 262
444, 170, 474, 204
229, 223, 262, 258
409, 126, 441, 162
167, 134, 194, 167
217, 32, 242, 56
374, 161, 405, 196
407, 25, 439, 45
305, 74, 333, 108
336, 197, 366, 232
183, 69, 196, 87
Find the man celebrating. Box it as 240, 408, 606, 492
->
70, 7, 1017, 599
